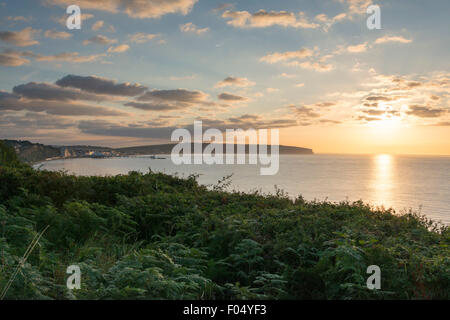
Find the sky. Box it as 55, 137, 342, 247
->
0, 0, 449, 155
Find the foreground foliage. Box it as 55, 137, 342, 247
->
0, 144, 448, 299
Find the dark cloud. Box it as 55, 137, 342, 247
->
406, 105, 447, 118
83, 35, 117, 45
135, 88, 219, 110
313, 102, 336, 108
319, 119, 341, 124
0, 27, 40, 46
78, 120, 178, 139
217, 92, 248, 101
124, 101, 186, 111
215, 76, 255, 88
290, 105, 320, 118
13, 82, 108, 101
195, 114, 295, 130
362, 108, 385, 116
0, 112, 75, 130
78, 113, 298, 139
365, 95, 393, 102
357, 115, 382, 122
0, 50, 30, 66
0, 90, 127, 116
56, 75, 148, 96
406, 81, 421, 88
0, 50, 106, 64
137, 89, 207, 103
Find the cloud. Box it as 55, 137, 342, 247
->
313, 102, 336, 108
224, 114, 297, 129
12, 82, 108, 101
0, 112, 75, 131
339, 0, 373, 15
279, 73, 297, 78
46, 0, 199, 19
138, 89, 208, 103
6, 16, 31, 22
328, 70, 449, 125
107, 44, 130, 53
365, 95, 393, 102
433, 121, 450, 126
78, 120, 179, 139
290, 105, 321, 118
261, 47, 333, 72
215, 76, 255, 88
288, 60, 334, 72
124, 101, 186, 111
83, 35, 118, 45
217, 93, 248, 101
260, 48, 314, 63
134, 88, 223, 112
361, 108, 386, 116
180, 22, 209, 35
375, 35, 412, 44
0, 50, 30, 66
77, 112, 299, 139
319, 119, 341, 124
2, 49, 105, 65
225, 9, 319, 29
56, 74, 148, 96
0, 27, 40, 46
0, 90, 126, 116
222, 9, 319, 29
213, 3, 233, 13
35, 52, 106, 63
357, 115, 381, 122
44, 29, 72, 39
406, 105, 447, 118
0, 111, 78, 139
91, 20, 104, 31
78, 114, 298, 139
128, 32, 160, 43
314, 12, 347, 31
347, 42, 368, 53
53, 13, 94, 26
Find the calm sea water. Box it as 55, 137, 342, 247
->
34, 154, 450, 224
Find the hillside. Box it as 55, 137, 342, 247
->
2, 140, 61, 163
116, 143, 314, 155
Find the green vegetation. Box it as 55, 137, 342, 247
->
0, 142, 448, 300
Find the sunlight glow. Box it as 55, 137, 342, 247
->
371, 154, 394, 207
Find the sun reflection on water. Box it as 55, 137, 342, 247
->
372, 154, 394, 207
